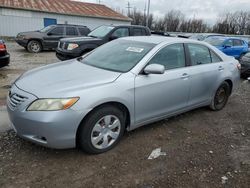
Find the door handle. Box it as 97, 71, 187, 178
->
218, 66, 224, 71
181, 73, 190, 79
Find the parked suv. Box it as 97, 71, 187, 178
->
56, 25, 151, 61
240, 52, 250, 78
15, 24, 91, 53
0, 39, 10, 68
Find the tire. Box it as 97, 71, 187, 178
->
27, 40, 42, 53
210, 82, 231, 111
77, 105, 126, 154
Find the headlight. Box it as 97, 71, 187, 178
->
27, 98, 79, 111
67, 43, 79, 50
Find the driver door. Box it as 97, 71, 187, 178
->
135, 43, 190, 124
43, 26, 65, 49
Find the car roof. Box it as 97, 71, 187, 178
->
209, 36, 245, 40
101, 24, 149, 29
50, 24, 87, 27
122, 36, 199, 45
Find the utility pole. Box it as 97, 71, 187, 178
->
126, 1, 132, 16
146, 0, 151, 27
144, 3, 146, 26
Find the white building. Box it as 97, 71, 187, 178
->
0, 0, 131, 36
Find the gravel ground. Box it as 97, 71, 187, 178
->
0, 42, 249, 188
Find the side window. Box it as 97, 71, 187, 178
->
112, 28, 129, 38
224, 39, 233, 46
78, 27, 89, 36
187, 44, 212, 65
49, 27, 64, 35
133, 28, 143, 36
66, 27, 78, 36
148, 43, 186, 70
210, 50, 222, 63
233, 39, 243, 46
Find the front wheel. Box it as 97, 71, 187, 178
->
27, 40, 42, 53
77, 105, 126, 154
210, 82, 231, 111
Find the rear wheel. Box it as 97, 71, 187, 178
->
27, 40, 42, 53
77, 105, 126, 154
210, 82, 231, 111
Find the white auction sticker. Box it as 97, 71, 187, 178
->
126, 47, 144, 53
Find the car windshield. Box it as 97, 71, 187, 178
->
81, 39, 155, 72
87, 26, 115, 38
40, 25, 55, 32
204, 38, 225, 46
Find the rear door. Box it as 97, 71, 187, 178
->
66, 26, 79, 38
185, 43, 223, 106
135, 43, 190, 124
43, 26, 65, 49
233, 39, 244, 58
222, 39, 234, 56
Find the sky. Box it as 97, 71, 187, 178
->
78, 0, 250, 25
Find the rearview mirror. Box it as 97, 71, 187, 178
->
224, 45, 232, 48
144, 64, 165, 75
109, 35, 118, 41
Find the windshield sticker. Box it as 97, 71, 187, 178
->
126, 47, 144, 53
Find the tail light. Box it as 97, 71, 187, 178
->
237, 63, 241, 70
0, 43, 6, 51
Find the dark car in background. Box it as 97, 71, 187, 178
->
56, 25, 151, 61
204, 37, 249, 59
190, 33, 225, 41
0, 40, 10, 68
15, 24, 91, 53
240, 52, 250, 78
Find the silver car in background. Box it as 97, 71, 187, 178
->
7, 36, 241, 154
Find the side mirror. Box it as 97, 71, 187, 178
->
47, 32, 53, 36
144, 64, 165, 75
224, 45, 232, 48
110, 35, 118, 41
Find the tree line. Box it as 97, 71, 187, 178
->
126, 9, 250, 35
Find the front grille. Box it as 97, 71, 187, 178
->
8, 93, 28, 110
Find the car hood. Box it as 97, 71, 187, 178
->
60, 36, 102, 43
15, 59, 121, 98
17, 31, 41, 37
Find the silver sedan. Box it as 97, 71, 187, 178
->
7, 36, 241, 154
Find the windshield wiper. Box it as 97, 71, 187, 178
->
88, 35, 98, 38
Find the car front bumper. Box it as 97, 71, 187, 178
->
15, 38, 28, 48
240, 62, 250, 76
0, 53, 10, 66
6, 84, 85, 149
56, 48, 81, 61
